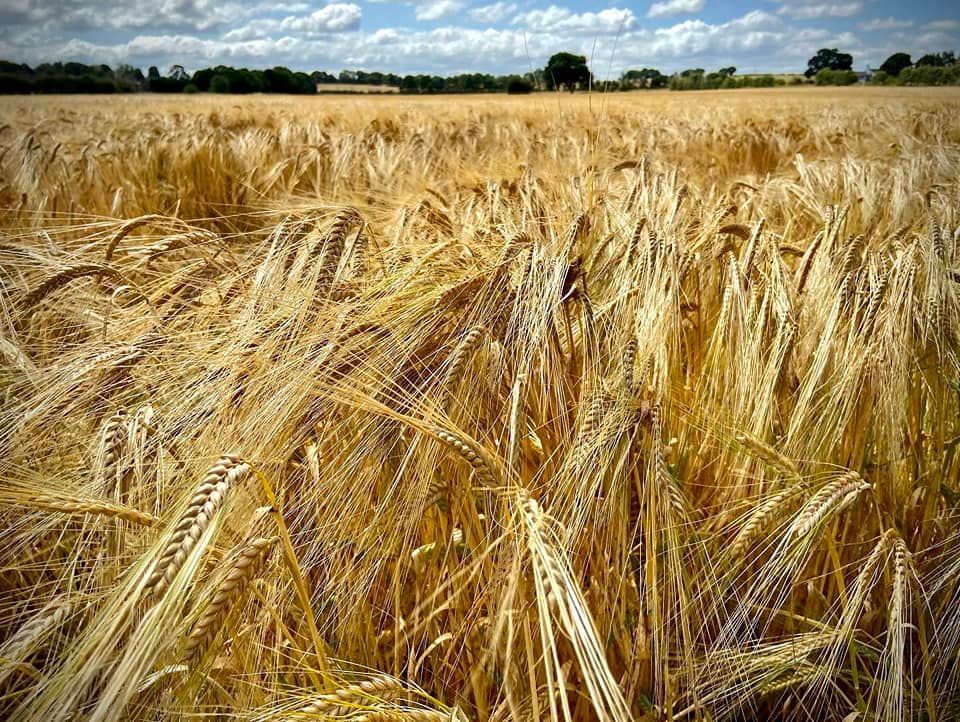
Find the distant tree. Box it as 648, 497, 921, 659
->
0, 60, 32, 75
148, 66, 160, 81
169, 64, 189, 81
621, 68, 666, 88
114, 63, 145, 89
524, 69, 545, 90
805, 48, 853, 78
718, 66, 736, 76
879, 52, 912, 76
544, 52, 591, 91
916, 51, 956, 67
507, 77, 533, 94
680, 68, 705, 78
209, 74, 230, 93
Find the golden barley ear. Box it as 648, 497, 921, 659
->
181, 535, 277, 664
143, 454, 249, 599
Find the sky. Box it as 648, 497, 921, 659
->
0, 0, 957, 78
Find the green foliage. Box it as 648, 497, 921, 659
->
544, 52, 592, 91
898, 64, 960, 85
188, 65, 313, 94
815, 68, 858, 85
806, 48, 853, 78
506, 77, 533, 94
0, 73, 33, 93
621, 68, 667, 89
183, 83, 199, 94
879, 52, 912, 77
669, 69, 776, 91
209, 74, 230, 93
916, 51, 956, 67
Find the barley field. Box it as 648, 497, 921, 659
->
1, 86, 959, 722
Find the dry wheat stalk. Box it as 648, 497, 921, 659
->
351, 710, 456, 722
735, 433, 800, 479
791, 472, 870, 539
315, 208, 362, 292
431, 427, 500, 489
143, 454, 249, 598
0, 598, 72, 686
729, 486, 800, 560
24, 494, 158, 526
294, 675, 406, 717
20, 263, 128, 316
102, 214, 178, 264
651, 405, 688, 523
181, 536, 277, 663
441, 326, 486, 404
99, 409, 128, 492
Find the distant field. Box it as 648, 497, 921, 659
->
1, 85, 959, 722
5, 84, 957, 118
316, 82, 400, 93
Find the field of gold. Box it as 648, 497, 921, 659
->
1, 87, 959, 721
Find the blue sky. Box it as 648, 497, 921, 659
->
0, 0, 957, 77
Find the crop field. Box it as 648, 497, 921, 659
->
1, 86, 959, 721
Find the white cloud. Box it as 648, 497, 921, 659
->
858, 17, 913, 32
0, 7, 905, 78
513, 6, 636, 34
468, 2, 516, 24
414, 0, 465, 21
646, 0, 704, 20
1, 0, 314, 33
921, 19, 960, 32
280, 3, 362, 32
777, 2, 863, 20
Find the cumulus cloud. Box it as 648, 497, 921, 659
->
513, 6, 636, 34
646, 0, 704, 20
280, 3, 362, 32
1, 0, 313, 33
777, 2, 863, 20
468, 2, 516, 24
858, 17, 913, 32
414, 0, 465, 21
0, 4, 916, 78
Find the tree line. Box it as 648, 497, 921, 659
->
0, 61, 317, 94
802, 47, 959, 86
0, 48, 957, 96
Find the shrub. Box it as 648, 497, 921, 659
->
898, 64, 960, 86
815, 69, 858, 86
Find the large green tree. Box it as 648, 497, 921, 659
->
805, 48, 853, 78
879, 52, 912, 77
544, 52, 591, 92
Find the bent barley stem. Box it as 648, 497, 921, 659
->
249, 463, 330, 682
